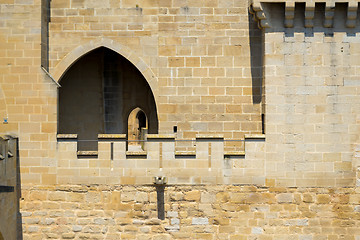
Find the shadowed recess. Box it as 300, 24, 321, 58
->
58, 47, 158, 151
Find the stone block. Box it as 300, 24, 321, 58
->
192, 217, 209, 225
184, 190, 201, 201
276, 193, 293, 203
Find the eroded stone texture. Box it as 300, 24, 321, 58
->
1, 0, 360, 239
19, 185, 360, 239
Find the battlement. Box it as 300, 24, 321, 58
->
250, 0, 360, 29
56, 134, 266, 185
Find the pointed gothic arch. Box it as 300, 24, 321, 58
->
57, 43, 158, 150
52, 38, 159, 109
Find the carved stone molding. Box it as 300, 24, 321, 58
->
304, 2, 315, 28
347, 2, 358, 27
249, 2, 271, 29
249, 1, 360, 29
285, 2, 295, 28
324, 3, 335, 28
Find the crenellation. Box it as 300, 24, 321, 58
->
1, 0, 360, 238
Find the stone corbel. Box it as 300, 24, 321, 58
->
324, 3, 335, 28
249, 2, 270, 29
284, 2, 295, 28
304, 2, 315, 28
346, 2, 358, 28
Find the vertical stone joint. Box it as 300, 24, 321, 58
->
249, 2, 271, 29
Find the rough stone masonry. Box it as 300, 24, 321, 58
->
0, 0, 360, 239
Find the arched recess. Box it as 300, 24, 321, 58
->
52, 38, 159, 111
128, 107, 148, 150
58, 46, 158, 150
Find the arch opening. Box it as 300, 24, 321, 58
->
128, 107, 148, 151
58, 47, 158, 151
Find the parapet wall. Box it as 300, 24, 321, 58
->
56, 134, 266, 185
55, 131, 360, 187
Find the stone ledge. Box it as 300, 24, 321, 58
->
244, 134, 265, 140
98, 134, 126, 140
126, 151, 147, 156
77, 151, 98, 156
196, 134, 224, 139
57, 134, 78, 139
147, 134, 175, 139
175, 151, 196, 156
224, 151, 246, 157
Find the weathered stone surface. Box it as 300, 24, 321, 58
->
13, 185, 360, 239
2, 0, 360, 239
184, 191, 201, 201
276, 193, 294, 203
192, 217, 209, 225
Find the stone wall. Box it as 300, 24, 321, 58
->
249, 2, 360, 187
0, 0, 264, 186
48, 0, 263, 139
21, 184, 360, 239
1, 0, 358, 187
1, 0, 360, 238
55, 134, 266, 185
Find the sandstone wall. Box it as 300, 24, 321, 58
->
20, 184, 360, 239
0, 0, 264, 185
55, 134, 266, 185
250, 2, 360, 187
0, 0, 360, 239
48, 0, 263, 139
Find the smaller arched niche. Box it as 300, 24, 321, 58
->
128, 107, 148, 151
